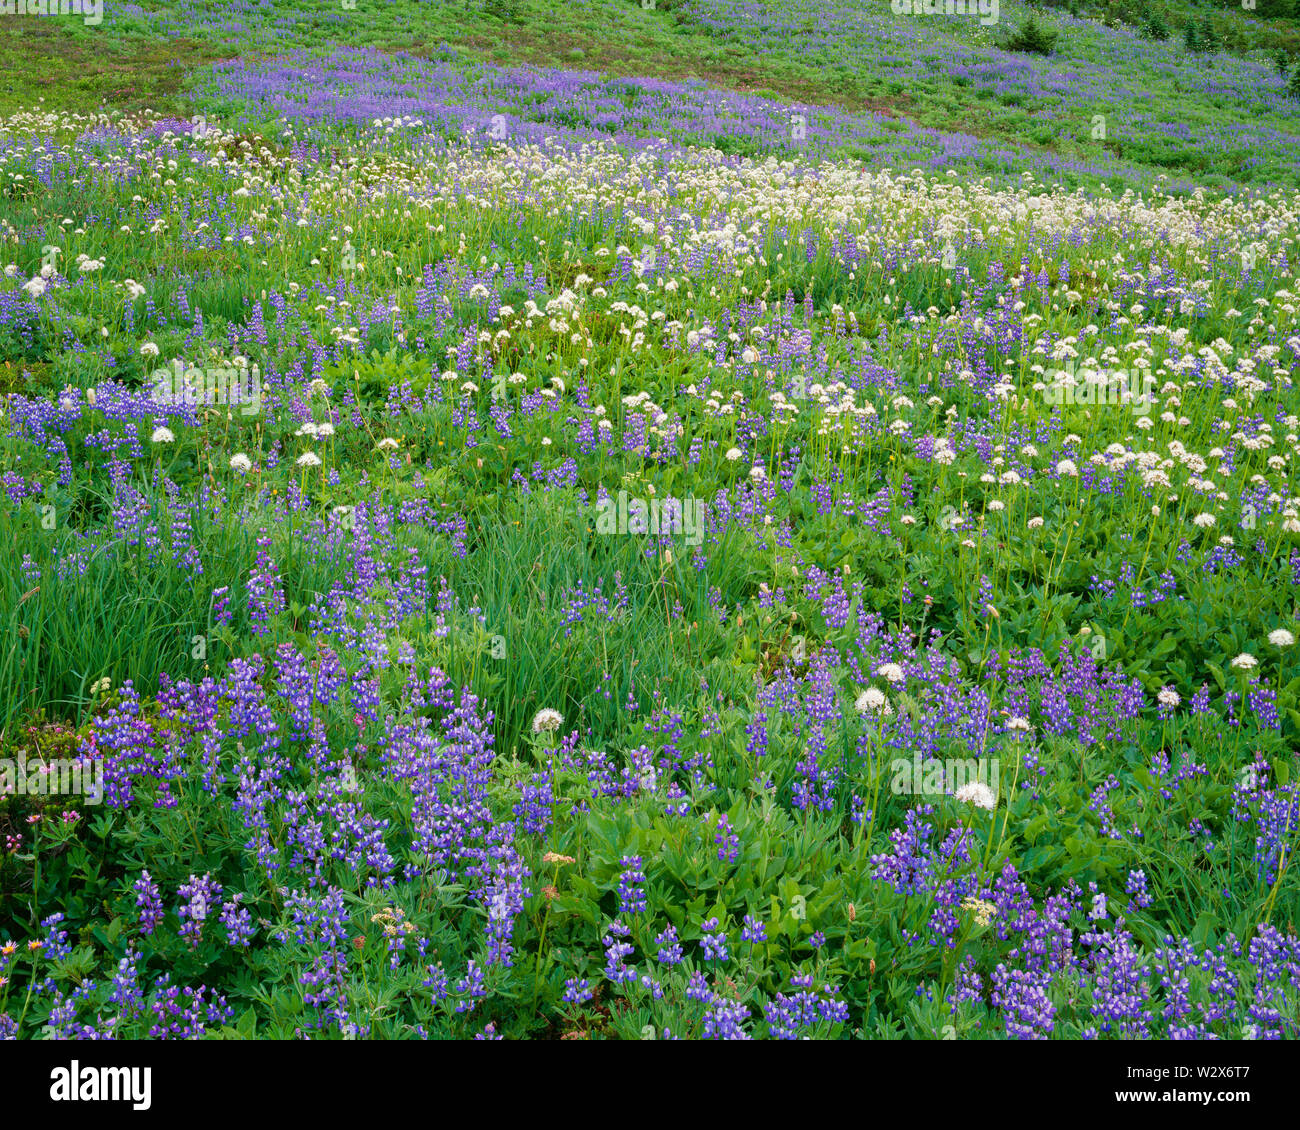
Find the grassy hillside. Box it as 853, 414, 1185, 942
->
3, 0, 1300, 189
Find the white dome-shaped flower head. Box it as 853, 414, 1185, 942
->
855, 687, 888, 714
953, 782, 996, 810
876, 662, 905, 685
530, 708, 563, 735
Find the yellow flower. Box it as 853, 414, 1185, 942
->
961, 897, 997, 928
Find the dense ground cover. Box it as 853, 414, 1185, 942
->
0, 0, 1298, 1041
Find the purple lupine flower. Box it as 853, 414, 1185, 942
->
714, 813, 740, 864
219, 894, 256, 947
700, 916, 729, 963
177, 873, 223, 950
133, 870, 164, 935
616, 855, 647, 916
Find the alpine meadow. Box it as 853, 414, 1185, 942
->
1, 0, 1300, 1052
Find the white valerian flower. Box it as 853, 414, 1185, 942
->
150, 426, 175, 444
855, 687, 888, 714
309, 378, 331, 395
1027, 516, 1044, 529
296, 451, 322, 468
1192, 512, 1215, 528
530, 708, 564, 734
229, 453, 252, 473
1006, 716, 1031, 733
725, 447, 742, 462
376, 437, 400, 451
899, 514, 916, 526
316, 422, 335, 438
22, 276, 47, 297
1268, 629, 1296, 648
1156, 688, 1181, 708
953, 782, 997, 810
1055, 459, 1078, 477
986, 500, 1005, 512
296, 422, 319, 438
139, 341, 160, 358
1230, 652, 1258, 670
876, 662, 905, 685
